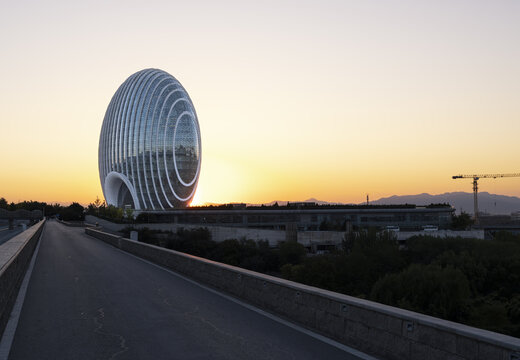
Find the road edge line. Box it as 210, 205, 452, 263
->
106, 243, 379, 360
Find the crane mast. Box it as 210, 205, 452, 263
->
452, 173, 520, 225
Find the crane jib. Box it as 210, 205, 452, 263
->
451, 172, 520, 225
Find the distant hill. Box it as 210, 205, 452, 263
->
199, 192, 520, 215
370, 192, 520, 215
250, 198, 344, 207
302, 198, 344, 205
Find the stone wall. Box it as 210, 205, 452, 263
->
85, 227, 520, 360
0, 220, 45, 339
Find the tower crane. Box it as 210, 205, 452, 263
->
452, 173, 520, 224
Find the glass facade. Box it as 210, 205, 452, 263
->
99, 69, 201, 210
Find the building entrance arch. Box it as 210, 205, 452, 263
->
104, 171, 140, 210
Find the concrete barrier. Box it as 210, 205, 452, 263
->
85, 227, 520, 359
0, 220, 45, 339
58, 220, 85, 227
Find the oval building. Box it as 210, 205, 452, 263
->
98, 69, 201, 210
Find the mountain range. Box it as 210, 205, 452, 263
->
233, 192, 520, 215
369, 192, 520, 215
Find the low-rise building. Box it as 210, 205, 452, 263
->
135, 204, 454, 231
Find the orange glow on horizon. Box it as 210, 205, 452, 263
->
189, 186, 204, 207
1, 1, 519, 206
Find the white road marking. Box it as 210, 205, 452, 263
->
106, 241, 379, 360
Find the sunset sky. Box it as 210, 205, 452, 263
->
0, 0, 519, 206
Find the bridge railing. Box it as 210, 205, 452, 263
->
0, 220, 45, 339
85, 227, 520, 360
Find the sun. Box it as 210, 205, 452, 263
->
189, 186, 204, 206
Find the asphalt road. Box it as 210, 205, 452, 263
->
0, 227, 23, 246
8, 221, 366, 360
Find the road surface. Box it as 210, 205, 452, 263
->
8, 220, 368, 360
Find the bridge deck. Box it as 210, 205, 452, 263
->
7, 221, 367, 360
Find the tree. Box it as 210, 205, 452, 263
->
44, 203, 62, 217
494, 230, 520, 243
94, 196, 102, 208
135, 212, 158, 223
0, 197, 8, 209
59, 202, 85, 221
212, 239, 241, 266
125, 207, 134, 220
370, 264, 471, 321
278, 241, 306, 265
451, 212, 474, 230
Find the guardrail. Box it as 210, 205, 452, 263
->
0, 220, 45, 339
85, 227, 520, 360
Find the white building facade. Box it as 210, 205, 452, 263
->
98, 69, 201, 209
